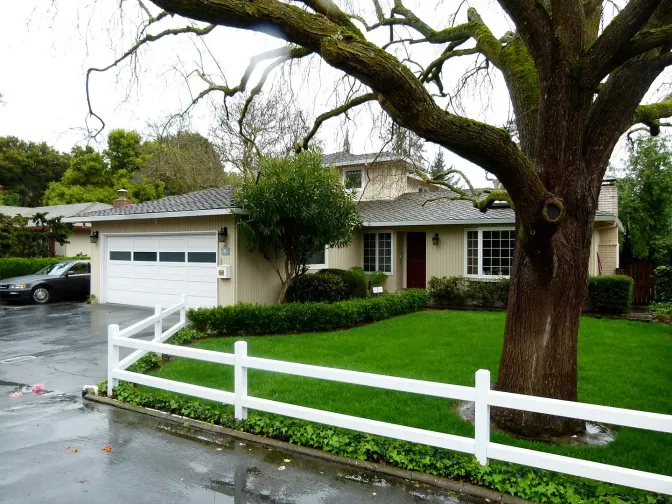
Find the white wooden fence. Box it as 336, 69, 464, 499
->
107, 306, 672, 496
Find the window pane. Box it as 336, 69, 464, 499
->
69, 263, 89, 275
467, 231, 479, 275
344, 170, 362, 189
110, 251, 131, 261
307, 249, 326, 265
188, 252, 217, 263
363, 233, 376, 272
481, 229, 516, 276
160, 252, 185, 262
377, 233, 392, 273
134, 251, 157, 262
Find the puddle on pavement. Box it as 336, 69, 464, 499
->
453, 400, 617, 446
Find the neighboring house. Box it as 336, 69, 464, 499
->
0, 202, 112, 257
66, 153, 621, 309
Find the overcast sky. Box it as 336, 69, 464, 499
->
0, 1, 662, 185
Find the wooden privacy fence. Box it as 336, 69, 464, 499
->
106, 308, 672, 496
620, 261, 656, 306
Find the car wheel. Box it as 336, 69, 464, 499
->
32, 286, 51, 304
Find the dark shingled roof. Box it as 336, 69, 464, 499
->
359, 192, 515, 224
82, 187, 238, 217
321, 151, 404, 167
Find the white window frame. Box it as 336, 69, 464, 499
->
464, 228, 516, 279
363, 231, 394, 275
306, 247, 329, 270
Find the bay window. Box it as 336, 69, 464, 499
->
465, 229, 516, 277
363, 232, 392, 273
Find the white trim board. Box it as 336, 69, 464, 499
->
64, 208, 243, 223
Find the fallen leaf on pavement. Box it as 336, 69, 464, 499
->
77, 479, 88, 484
278, 466, 286, 471
283, 459, 291, 463
9, 392, 22, 399
101, 445, 113, 453
216, 448, 222, 451
66, 446, 80, 453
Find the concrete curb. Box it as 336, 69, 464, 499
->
84, 393, 535, 504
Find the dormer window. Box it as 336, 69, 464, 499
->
344, 169, 363, 190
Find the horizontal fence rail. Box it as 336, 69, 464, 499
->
106, 311, 672, 496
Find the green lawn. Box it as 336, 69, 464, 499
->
150, 310, 672, 476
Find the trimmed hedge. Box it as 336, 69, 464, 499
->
654, 266, 672, 302
0, 256, 90, 280
588, 275, 633, 314
188, 289, 429, 336
284, 272, 349, 303
318, 268, 368, 299
427, 275, 509, 308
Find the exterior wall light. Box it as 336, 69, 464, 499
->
90, 230, 99, 244
218, 227, 228, 243
432, 233, 440, 246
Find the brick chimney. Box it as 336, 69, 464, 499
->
113, 188, 132, 208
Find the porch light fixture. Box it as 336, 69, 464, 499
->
90, 230, 99, 244
432, 233, 440, 246
218, 227, 228, 243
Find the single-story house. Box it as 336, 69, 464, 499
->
66, 152, 621, 308
0, 202, 112, 257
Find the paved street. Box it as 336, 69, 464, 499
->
0, 303, 480, 504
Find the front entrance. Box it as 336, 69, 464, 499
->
406, 232, 427, 289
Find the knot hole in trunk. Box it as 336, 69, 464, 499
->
542, 198, 564, 223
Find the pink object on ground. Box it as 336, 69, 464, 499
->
32, 384, 44, 394
9, 391, 23, 399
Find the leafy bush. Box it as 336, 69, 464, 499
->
318, 268, 368, 298
427, 276, 509, 308
654, 266, 672, 302
588, 276, 633, 314
649, 302, 672, 323
188, 289, 429, 336
285, 272, 349, 303
0, 256, 90, 280
427, 275, 469, 304
102, 380, 666, 504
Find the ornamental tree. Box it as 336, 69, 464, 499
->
86, 0, 672, 437
236, 152, 360, 302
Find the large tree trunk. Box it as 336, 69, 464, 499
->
494, 189, 596, 438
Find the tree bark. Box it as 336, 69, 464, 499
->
494, 173, 597, 437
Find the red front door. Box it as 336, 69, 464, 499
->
407, 232, 426, 289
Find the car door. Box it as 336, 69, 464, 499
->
65, 262, 91, 299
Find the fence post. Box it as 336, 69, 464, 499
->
475, 369, 491, 465
234, 341, 248, 421
107, 324, 120, 397
154, 305, 162, 341
179, 294, 187, 326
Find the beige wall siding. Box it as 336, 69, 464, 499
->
55, 230, 93, 257
406, 178, 439, 194
91, 216, 236, 305
598, 225, 619, 275
342, 162, 407, 201
426, 226, 467, 278
327, 234, 362, 270
236, 237, 282, 305
588, 228, 600, 277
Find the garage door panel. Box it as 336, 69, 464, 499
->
186, 235, 215, 249
105, 233, 217, 309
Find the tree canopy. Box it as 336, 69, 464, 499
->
0, 137, 69, 206
618, 135, 672, 263
43, 130, 164, 205
0, 212, 72, 258
236, 151, 360, 302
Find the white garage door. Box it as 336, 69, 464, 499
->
105, 233, 218, 308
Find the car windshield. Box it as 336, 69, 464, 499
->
35, 262, 71, 276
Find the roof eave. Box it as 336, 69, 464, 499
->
63, 207, 242, 223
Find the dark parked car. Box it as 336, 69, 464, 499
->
0, 260, 91, 304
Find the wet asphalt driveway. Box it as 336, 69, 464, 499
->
0, 303, 480, 503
